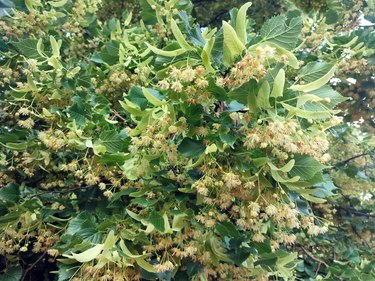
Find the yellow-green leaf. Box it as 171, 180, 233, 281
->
171, 18, 194, 50
119, 239, 147, 258
48, 0, 67, 7
142, 88, 166, 106
49, 36, 60, 57
301, 193, 326, 203
64, 244, 104, 263
290, 65, 336, 92
271, 170, 300, 183
235, 2, 252, 44
135, 257, 157, 273
296, 94, 322, 107
270, 69, 285, 97
146, 42, 186, 57
103, 230, 117, 250
119, 100, 144, 116
172, 213, 188, 231
268, 159, 295, 173
257, 81, 272, 109
281, 102, 338, 119
27, 75, 38, 91
202, 36, 216, 73
222, 21, 245, 66
205, 144, 217, 154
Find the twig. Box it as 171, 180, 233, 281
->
301, 247, 329, 268
21, 252, 47, 281
351, 225, 371, 249
29, 185, 93, 199
333, 152, 373, 168
111, 109, 127, 122
336, 206, 375, 218
315, 262, 322, 276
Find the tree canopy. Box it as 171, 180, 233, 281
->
0, 0, 374, 280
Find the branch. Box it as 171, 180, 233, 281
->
336, 206, 375, 218
111, 109, 127, 122
301, 247, 329, 268
333, 152, 374, 168
351, 225, 371, 249
21, 252, 47, 281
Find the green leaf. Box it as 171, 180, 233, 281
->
260, 16, 302, 50
142, 87, 166, 106
296, 94, 322, 108
119, 99, 145, 116
300, 62, 335, 82
313, 174, 337, 198
126, 209, 143, 222
99, 40, 120, 65
253, 157, 269, 167
205, 144, 217, 154
271, 170, 300, 183
235, 2, 252, 44
0, 183, 20, 204
308, 86, 348, 109
257, 81, 271, 109
219, 128, 237, 146
300, 193, 326, 203
148, 210, 165, 232
228, 80, 258, 112
268, 159, 295, 173
97, 131, 123, 153
131, 197, 158, 207
270, 69, 285, 97
281, 102, 337, 119
128, 86, 149, 109
97, 153, 128, 165
57, 263, 79, 281
119, 239, 148, 258
12, 38, 40, 58
48, 0, 68, 7
122, 158, 139, 180
289, 155, 327, 180
0, 266, 23, 281
216, 221, 241, 239
1, 142, 28, 150
49, 35, 60, 57
207, 234, 231, 263
135, 257, 157, 273
290, 65, 336, 92
66, 212, 101, 243
178, 138, 206, 158
222, 21, 245, 66
172, 213, 188, 231
67, 99, 87, 126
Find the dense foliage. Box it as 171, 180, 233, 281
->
0, 0, 373, 280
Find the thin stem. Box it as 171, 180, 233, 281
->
21, 252, 47, 281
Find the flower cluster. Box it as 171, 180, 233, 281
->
217, 51, 267, 88
157, 65, 212, 105
244, 118, 332, 162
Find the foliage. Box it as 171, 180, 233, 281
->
0, 0, 373, 281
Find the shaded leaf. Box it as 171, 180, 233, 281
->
289, 155, 327, 180
178, 138, 206, 158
